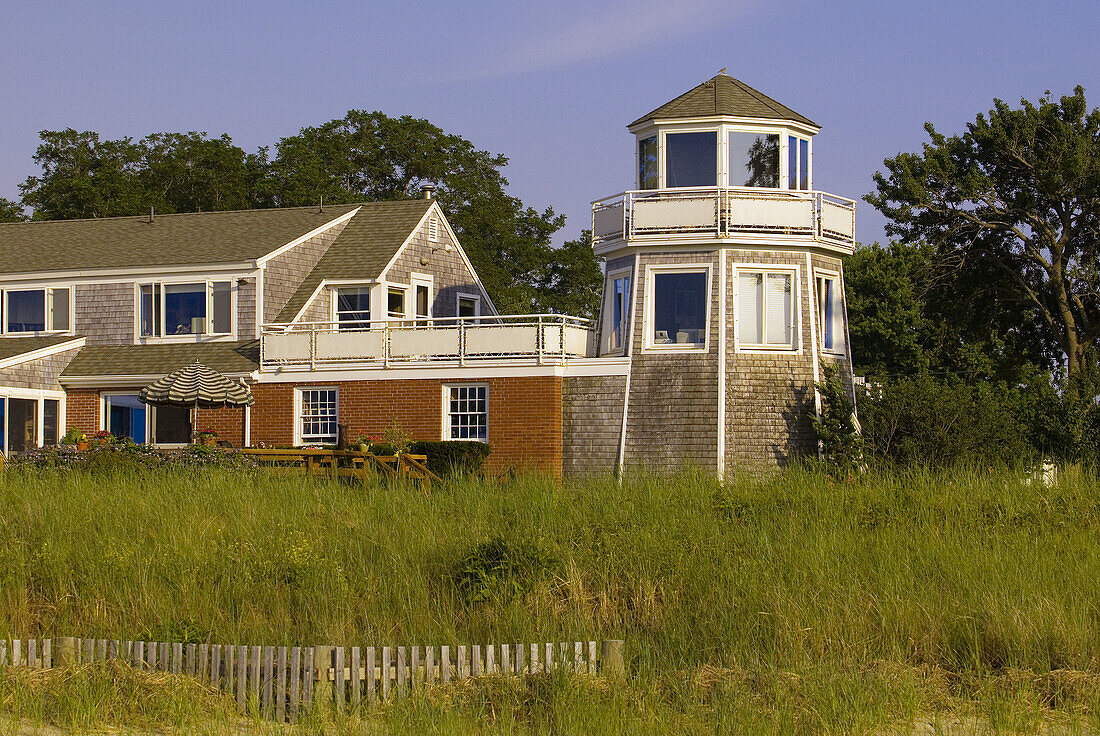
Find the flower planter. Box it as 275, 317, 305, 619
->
76, 441, 89, 451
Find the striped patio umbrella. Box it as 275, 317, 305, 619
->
139, 360, 254, 408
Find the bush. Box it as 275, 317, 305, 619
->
7, 443, 258, 473
409, 440, 491, 476
813, 364, 864, 475
453, 536, 556, 604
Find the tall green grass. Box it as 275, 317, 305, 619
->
2, 464, 1099, 732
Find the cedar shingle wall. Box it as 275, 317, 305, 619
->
250, 376, 562, 476
0, 347, 81, 391
74, 283, 134, 345
263, 219, 350, 323
562, 374, 625, 478
385, 216, 492, 317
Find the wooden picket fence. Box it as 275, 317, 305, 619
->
0, 637, 624, 723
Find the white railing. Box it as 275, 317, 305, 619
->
591, 187, 856, 249
261, 314, 594, 369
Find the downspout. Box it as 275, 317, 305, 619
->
616, 256, 641, 482
805, 253, 822, 457
716, 248, 727, 479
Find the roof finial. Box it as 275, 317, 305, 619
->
319, 195, 323, 214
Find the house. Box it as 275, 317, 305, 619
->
0, 73, 855, 476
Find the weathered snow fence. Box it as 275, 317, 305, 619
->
0, 637, 625, 722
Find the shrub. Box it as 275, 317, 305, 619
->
812, 364, 863, 475
453, 536, 556, 604
409, 440, 491, 476
7, 443, 258, 473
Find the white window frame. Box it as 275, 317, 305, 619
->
456, 292, 481, 320
330, 284, 374, 329
294, 386, 339, 446
134, 278, 237, 342
411, 273, 434, 326
0, 389, 67, 455
734, 263, 802, 354
442, 383, 488, 442
815, 269, 845, 355
643, 263, 712, 353
0, 286, 74, 336
783, 134, 813, 190
386, 284, 409, 320
602, 267, 633, 355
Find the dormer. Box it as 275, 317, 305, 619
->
629, 73, 819, 192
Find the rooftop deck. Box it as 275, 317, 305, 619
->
260, 315, 594, 371
592, 187, 856, 253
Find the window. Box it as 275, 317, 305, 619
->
605, 271, 631, 352
6, 398, 36, 453
106, 394, 147, 443
139, 281, 233, 337
387, 287, 406, 319
1, 287, 70, 333
737, 270, 798, 350
665, 132, 716, 187
415, 284, 430, 326
43, 399, 59, 447
728, 132, 779, 187
457, 294, 480, 319
299, 388, 337, 444
335, 287, 371, 330
648, 268, 708, 349
816, 275, 843, 352
446, 385, 487, 441
787, 136, 810, 190
638, 135, 658, 189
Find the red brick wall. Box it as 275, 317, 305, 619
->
193, 405, 246, 447
250, 376, 562, 476
65, 388, 100, 435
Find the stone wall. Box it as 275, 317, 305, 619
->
562, 374, 626, 478
623, 250, 720, 473
263, 218, 350, 323
0, 346, 81, 391
74, 283, 133, 345
250, 375, 562, 476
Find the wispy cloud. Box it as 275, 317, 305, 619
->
427, 0, 738, 83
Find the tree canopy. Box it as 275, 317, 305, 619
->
10, 112, 602, 319
866, 87, 1100, 394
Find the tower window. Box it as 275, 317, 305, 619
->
647, 268, 709, 349
728, 132, 780, 188
638, 136, 658, 189
665, 132, 717, 188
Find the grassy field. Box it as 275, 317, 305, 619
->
1, 463, 1099, 734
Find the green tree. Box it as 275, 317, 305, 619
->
137, 132, 267, 213
0, 197, 26, 222
867, 87, 1100, 395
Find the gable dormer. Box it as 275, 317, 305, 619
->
629, 73, 819, 192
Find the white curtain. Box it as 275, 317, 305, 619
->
737, 273, 763, 344
765, 273, 793, 347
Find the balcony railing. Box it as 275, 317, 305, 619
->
260, 314, 594, 369
592, 187, 856, 250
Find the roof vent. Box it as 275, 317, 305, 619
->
148, 206, 154, 224
421, 184, 436, 199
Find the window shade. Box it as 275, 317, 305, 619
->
737, 273, 763, 344
766, 273, 793, 347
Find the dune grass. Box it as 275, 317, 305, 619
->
1, 463, 1099, 733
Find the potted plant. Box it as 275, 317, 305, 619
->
195, 429, 219, 447
93, 430, 115, 446
356, 434, 381, 453
61, 427, 89, 450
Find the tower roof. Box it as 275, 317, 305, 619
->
629, 73, 818, 129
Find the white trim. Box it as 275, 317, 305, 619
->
0, 261, 256, 284
59, 371, 254, 388
641, 262, 713, 353
257, 358, 629, 384
806, 254, 822, 424
385, 283, 410, 320
0, 391, 66, 455
732, 262, 803, 355
812, 267, 846, 357
411, 273, 434, 323
286, 280, 333, 327
441, 383, 489, 442
0, 337, 85, 371
1, 285, 76, 337
134, 278, 240, 343
617, 255, 641, 480
255, 267, 265, 336
294, 385, 339, 446
254, 208, 361, 266
378, 206, 434, 282
717, 248, 727, 478
601, 267, 633, 356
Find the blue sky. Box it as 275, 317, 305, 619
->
2, 0, 1097, 245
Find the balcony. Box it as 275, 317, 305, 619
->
591, 187, 856, 253
261, 314, 594, 370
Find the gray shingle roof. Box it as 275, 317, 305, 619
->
0, 204, 361, 275
629, 74, 818, 129
276, 199, 433, 322
61, 341, 259, 378
0, 336, 84, 362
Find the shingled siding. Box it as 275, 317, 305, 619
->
250, 375, 562, 476
562, 374, 626, 478
724, 250, 819, 469
75, 283, 134, 345
385, 216, 492, 317
262, 218, 350, 323
0, 347, 81, 391
623, 251, 721, 473
237, 277, 258, 341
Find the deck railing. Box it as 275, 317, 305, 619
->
592, 186, 856, 249
261, 314, 594, 369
